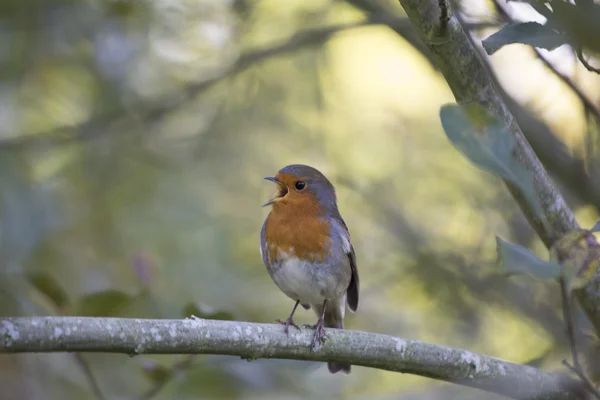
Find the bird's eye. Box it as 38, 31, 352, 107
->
294, 181, 306, 191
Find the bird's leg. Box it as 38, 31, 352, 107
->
276, 300, 301, 334
305, 300, 327, 351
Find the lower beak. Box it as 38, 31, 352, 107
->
262, 176, 282, 207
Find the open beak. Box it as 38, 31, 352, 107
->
262, 176, 285, 207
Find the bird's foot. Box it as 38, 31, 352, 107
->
304, 320, 326, 351
276, 317, 301, 335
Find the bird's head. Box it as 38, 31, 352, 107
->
262, 164, 338, 214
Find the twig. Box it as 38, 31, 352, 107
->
27, 285, 107, 400
576, 47, 600, 75
559, 277, 580, 369
490, 0, 600, 225
137, 355, 196, 400
73, 353, 107, 400
491, 0, 600, 118
1, 17, 392, 151
559, 277, 600, 399
563, 361, 600, 399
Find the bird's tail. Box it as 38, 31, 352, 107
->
317, 297, 351, 374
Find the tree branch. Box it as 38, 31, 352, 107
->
397, 0, 578, 246
0, 316, 582, 400
394, 0, 600, 335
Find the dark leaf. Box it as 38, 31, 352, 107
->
549, 0, 600, 53
590, 221, 600, 233
26, 271, 69, 310
482, 22, 567, 55
496, 236, 560, 279
76, 290, 132, 317
182, 302, 235, 320
141, 360, 172, 384
440, 104, 545, 222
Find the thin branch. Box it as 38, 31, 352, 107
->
0, 316, 582, 400
560, 278, 580, 370
27, 284, 108, 400
137, 355, 196, 400
563, 361, 600, 399
491, 0, 600, 118
560, 277, 600, 399
499, 79, 600, 212
74, 353, 107, 400
489, 0, 600, 211
1, 15, 405, 151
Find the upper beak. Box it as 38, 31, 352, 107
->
262, 176, 282, 207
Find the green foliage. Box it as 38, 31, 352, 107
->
496, 237, 560, 279
496, 228, 600, 292
482, 22, 567, 55
549, 0, 600, 52
76, 290, 133, 317
482, 1, 600, 55
26, 270, 70, 310
439, 104, 545, 222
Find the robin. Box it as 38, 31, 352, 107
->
260, 164, 359, 374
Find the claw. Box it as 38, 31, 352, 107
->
276, 300, 302, 335
276, 317, 301, 335
307, 320, 326, 351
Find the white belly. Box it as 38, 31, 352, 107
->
271, 255, 348, 305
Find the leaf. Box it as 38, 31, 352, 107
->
440, 104, 545, 222
548, 0, 600, 53
482, 22, 567, 55
76, 290, 132, 317
496, 236, 560, 279
182, 302, 235, 321
26, 271, 69, 310
590, 221, 600, 233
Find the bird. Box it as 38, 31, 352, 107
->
260, 164, 359, 374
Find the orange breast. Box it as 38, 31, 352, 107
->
264, 200, 331, 263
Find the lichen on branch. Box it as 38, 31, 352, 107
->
0, 316, 581, 400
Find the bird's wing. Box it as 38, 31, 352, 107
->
260, 219, 271, 269
331, 213, 359, 312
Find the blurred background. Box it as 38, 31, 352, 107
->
0, 0, 599, 399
